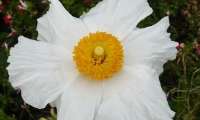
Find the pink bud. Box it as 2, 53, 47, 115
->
2, 42, 8, 49
20, 0, 27, 8
20, 104, 25, 108
85, 0, 91, 3
0, 1, 3, 9
4, 13, 11, 23
176, 42, 184, 49
18, 0, 27, 13
18, 6, 25, 13
166, 93, 169, 98
4, 16, 11, 24
166, 10, 172, 16
20, 102, 26, 109
7, 28, 16, 38
14, 87, 21, 94
42, 0, 47, 3
195, 40, 200, 54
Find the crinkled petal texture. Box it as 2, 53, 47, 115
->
37, 0, 89, 51
95, 65, 175, 120
81, 0, 153, 40
7, 36, 80, 109
53, 66, 175, 120
122, 17, 178, 76
54, 76, 103, 120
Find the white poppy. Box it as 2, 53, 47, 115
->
7, 0, 178, 119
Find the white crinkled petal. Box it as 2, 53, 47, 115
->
54, 76, 103, 120
122, 17, 178, 76
37, 0, 89, 51
7, 36, 80, 109
95, 98, 136, 120
81, 0, 153, 40
95, 65, 175, 120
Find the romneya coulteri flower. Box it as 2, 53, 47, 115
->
7, 0, 178, 119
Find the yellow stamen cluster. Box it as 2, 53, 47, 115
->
73, 32, 124, 80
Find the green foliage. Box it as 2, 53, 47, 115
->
63, 0, 75, 5
0, 109, 16, 120
0, 0, 200, 120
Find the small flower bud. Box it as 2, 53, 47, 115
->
0, 1, 3, 9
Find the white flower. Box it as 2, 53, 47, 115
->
7, 0, 178, 120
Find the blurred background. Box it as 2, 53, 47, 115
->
0, 0, 200, 120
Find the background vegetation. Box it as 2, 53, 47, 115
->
0, 0, 200, 120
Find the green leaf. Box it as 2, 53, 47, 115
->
1, 96, 7, 105
1, 79, 8, 87
0, 109, 16, 120
63, 0, 75, 5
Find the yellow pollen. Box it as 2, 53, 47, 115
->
73, 32, 124, 80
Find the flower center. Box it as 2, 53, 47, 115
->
73, 32, 124, 80
93, 46, 105, 61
